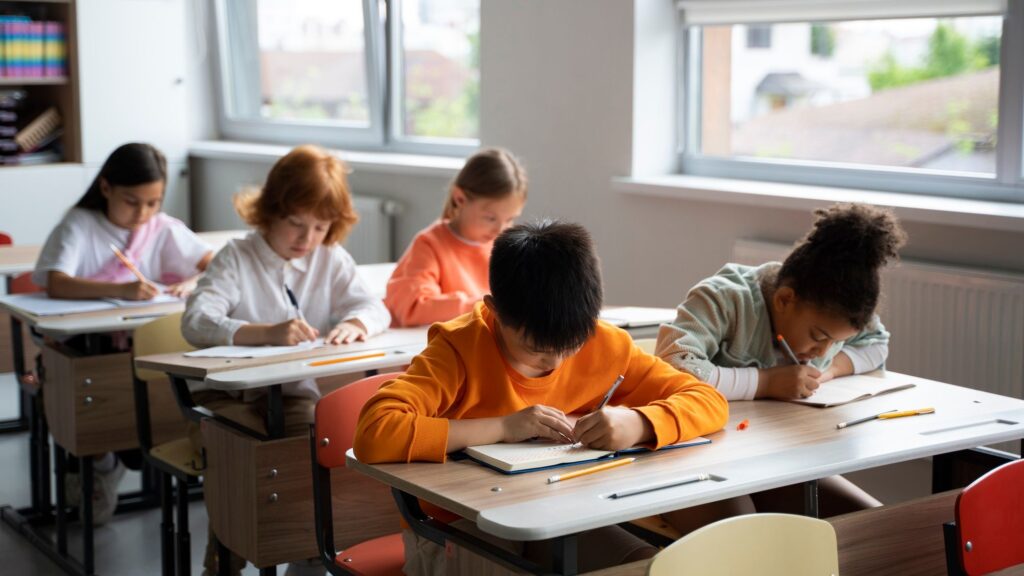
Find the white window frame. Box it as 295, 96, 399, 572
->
212, 0, 477, 156
677, 0, 1024, 203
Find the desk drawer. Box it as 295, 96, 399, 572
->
42, 346, 186, 456
203, 419, 400, 568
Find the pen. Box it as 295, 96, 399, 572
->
109, 243, 149, 284
547, 457, 635, 484
775, 334, 802, 365
608, 472, 711, 499
121, 312, 166, 321
284, 284, 306, 323
594, 374, 625, 412
308, 351, 387, 367
836, 409, 898, 429
877, 407, 935, 420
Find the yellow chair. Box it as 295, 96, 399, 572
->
634, 338, 657, 354
132, 312, 201, 576
648, 513, 839, 576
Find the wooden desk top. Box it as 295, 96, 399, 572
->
135, 327, 429, 385
0, 300, 184, 337
347, 371, 1024, 541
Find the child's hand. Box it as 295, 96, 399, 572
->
757, 365, 822, 399
119, 280, 160, 301
816, 368, 836, 384
574, 406, 651, 451
267, 319, 319, 345
164, 279, 197, 298
501, 405, 575, 444
326, 320, 368, 345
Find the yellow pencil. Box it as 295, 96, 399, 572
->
547, 457, 636, 484
108, 243, 149, 284
877, 407, 935, 420
308, 351, 387, 367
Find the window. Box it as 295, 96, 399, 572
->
679, 0, 1024, 202
746, 25, 772, 48
214, 0, 479, 154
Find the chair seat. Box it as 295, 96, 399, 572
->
150, 437, 203, 477
334, 532, 404, 576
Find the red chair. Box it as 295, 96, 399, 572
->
311, 373, 405, 576
944, 459, 1024, 575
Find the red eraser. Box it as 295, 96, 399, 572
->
736, 419, 750, 431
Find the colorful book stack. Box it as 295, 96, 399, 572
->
0, 16, 66, 78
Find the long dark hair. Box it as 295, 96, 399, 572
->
76, 143, 167, 212
775, 203, 907, 329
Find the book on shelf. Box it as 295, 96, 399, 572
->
0, 17, 66, 79
463, 436, 711, 474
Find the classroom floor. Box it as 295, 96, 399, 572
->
0, 371, 937, 576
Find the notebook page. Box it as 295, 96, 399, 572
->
184, 338, 327, 358
0, 293, 116, 316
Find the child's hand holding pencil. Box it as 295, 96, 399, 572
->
109, 243, 160, 300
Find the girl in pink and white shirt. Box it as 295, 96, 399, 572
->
33, 142, 213, 301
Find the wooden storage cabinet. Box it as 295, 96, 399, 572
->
41, 343, 185, 456
203, 419, 400, 568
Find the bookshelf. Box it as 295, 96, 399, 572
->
0, 0, 80, 166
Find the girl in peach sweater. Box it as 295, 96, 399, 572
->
384, 148, 527, 326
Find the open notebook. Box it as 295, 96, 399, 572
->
0, 291, 181, 316
789, 372, 915, 408
463, 436, 710, 474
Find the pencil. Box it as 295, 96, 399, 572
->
775, 334, 801, 365
547, 457, 635, 484
594, 374, 625, 412
308, 351, 387, 367
108, 243, 149, 284
836, 409, 898, 429
877, 407, 935, 420
609, 472, 711, 499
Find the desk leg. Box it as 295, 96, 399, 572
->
81, 457, 95, 576
258, 567, 277, 575
803, 480, 819, 518
552, 535, 578, 576
55, 445, 68, 555
392, 488, 561, 575
266, 385, 284, 440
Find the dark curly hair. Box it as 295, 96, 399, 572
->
775, 203, 907, 329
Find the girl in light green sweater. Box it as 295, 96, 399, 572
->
658, 203, 907, 522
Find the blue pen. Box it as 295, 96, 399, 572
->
284, 284, 306, 323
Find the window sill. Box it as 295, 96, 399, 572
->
612, 175, 1024, 233
189, 140, 463, 178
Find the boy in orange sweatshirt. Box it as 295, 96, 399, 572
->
355, 220, 729, 574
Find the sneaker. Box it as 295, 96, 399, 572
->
284, 557, 326, 576
90, 459, 125, 525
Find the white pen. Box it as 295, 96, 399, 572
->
609, 473, 711, 499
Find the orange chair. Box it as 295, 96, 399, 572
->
944, 459, 1024, 575
311, 373, 405, 576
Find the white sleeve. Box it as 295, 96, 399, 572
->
707, 366, 760, 401
158, 220, 212, 280
181, 247, 247, 346
841, 343, 889, 374
32, 213, 81, 287
330, 248, 391, 336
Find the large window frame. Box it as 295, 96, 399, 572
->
677, 0, 1024, 203
213, 0, 478, 156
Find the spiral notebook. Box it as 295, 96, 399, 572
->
463, 436, 710, 474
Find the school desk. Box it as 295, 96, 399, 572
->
0, 298, 187, 576
134, 327, 427, 571
346, 371, 1024, 575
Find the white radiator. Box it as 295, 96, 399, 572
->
346, 196, 401, 264
732, 239, 1024, 400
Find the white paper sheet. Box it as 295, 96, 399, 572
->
184, 338, 328, 358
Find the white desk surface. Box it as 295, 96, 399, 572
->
135, 327, 428, 389
0, 230, 249, 279
347, 371, 1024, 541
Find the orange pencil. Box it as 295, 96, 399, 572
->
546, 457, 636, 484
308, 351, 388, 367
108, 243, 149, 284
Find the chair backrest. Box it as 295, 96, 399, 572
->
0, 232, 11, 245
953, 459, 1024, 575
132, 312, 194, 382
634, 338, 657, 355
315, 372, 400, 469
648, 513, 839, 576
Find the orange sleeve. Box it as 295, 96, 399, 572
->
353, 330, 464, 463
616, 339, 729, 449
384, 237, 475, 327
